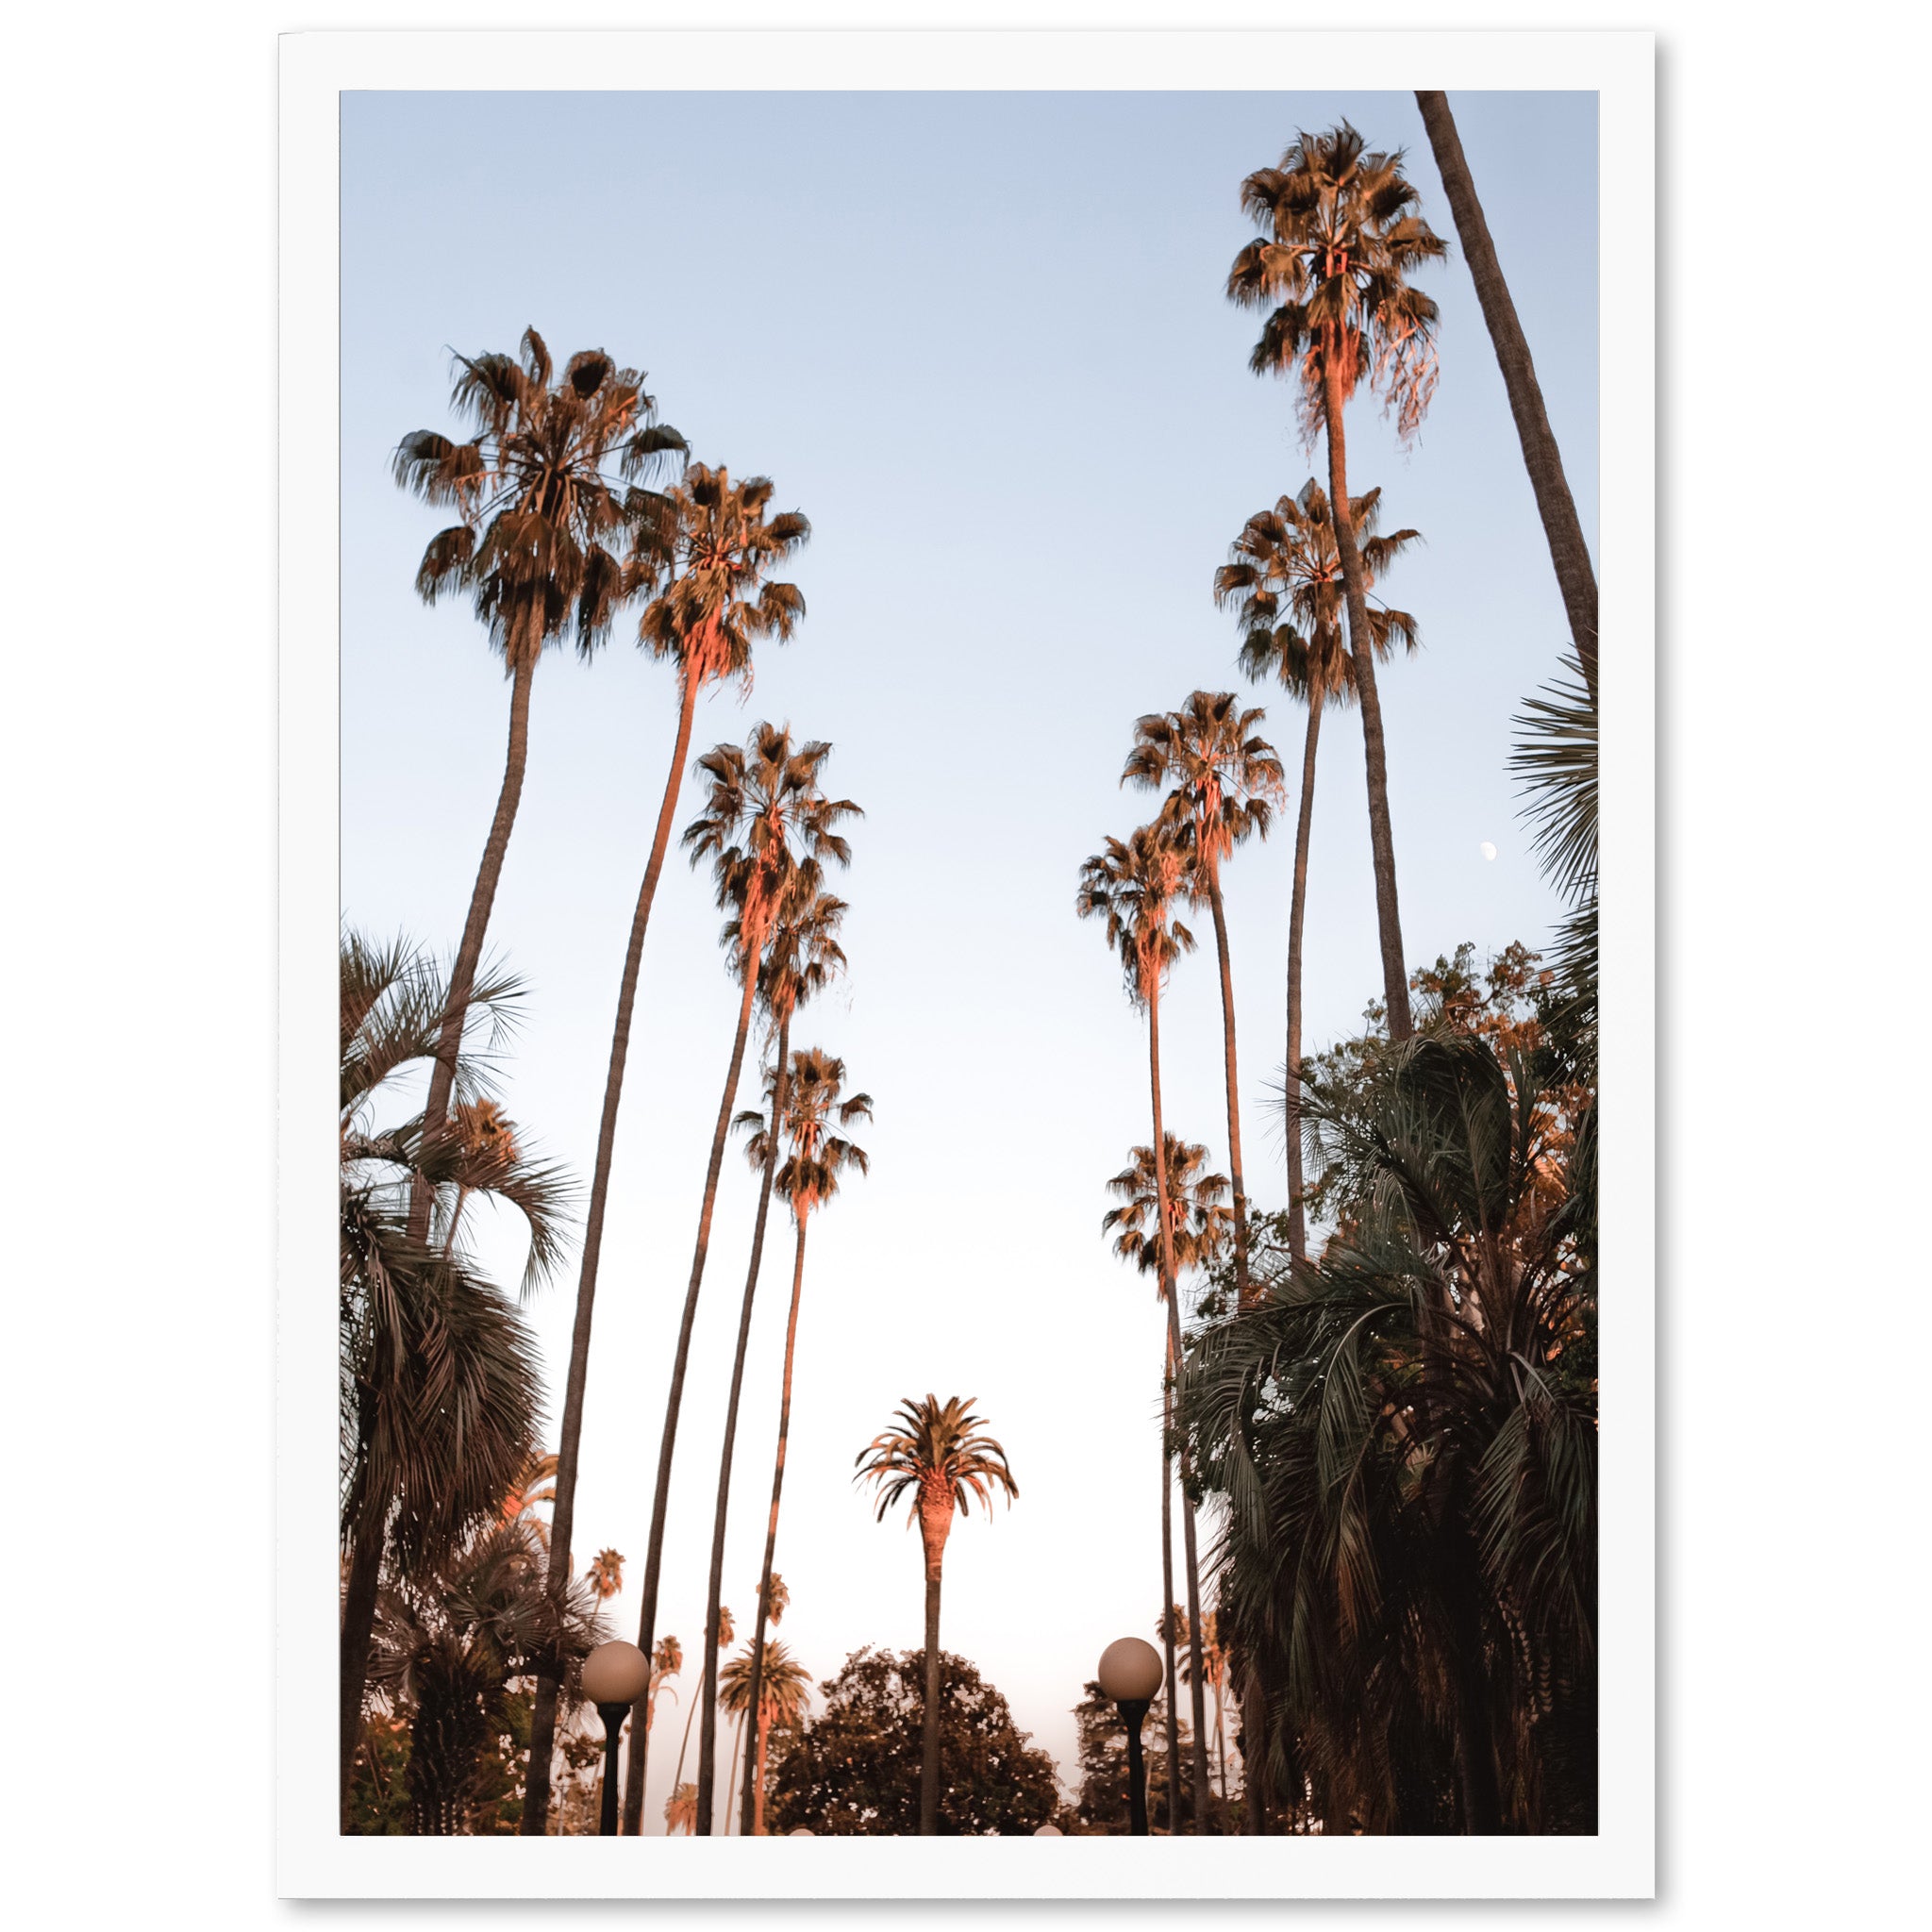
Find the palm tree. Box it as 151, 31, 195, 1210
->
525, 469, 812, 1834
588, 1549, 625, 1601
1123, 692, 1283, 1307
671, 1604, 733, 1827
664, 1782, 698, 1836
695, 884, 850, 1835
645, 1634, 682, 1744
1217, 480, 1421, 1259
1412, 92, 1598, 703
339, 931, 569, 1817
391, 332, 683, 1250
719, 1640, 815, 1835
498, 1449, 558, 1544
855, 1396, 1019, 1835
1075, 826, 1214, 1829
1103, 1135, 1232, 1280
365, 1514, 604, 1835
441, 1098, 520, 1257
1228, 123, 1446, 1041
1168, 1607, 1232, 1802
624, 726, 860, 1837
735, 1047, 871, 1835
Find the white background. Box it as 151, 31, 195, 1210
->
4, 0, 1924, 1926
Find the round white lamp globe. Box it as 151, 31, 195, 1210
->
1033, 1824, 1063, 1837
788, 1828, 815, 1838
579, 1640, 653, 1707
1095, 1637, 1164, 1704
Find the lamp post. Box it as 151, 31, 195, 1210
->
1097, 1637, 1164, 1837
580, 1641, 653, 1837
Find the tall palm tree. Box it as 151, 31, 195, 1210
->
1228, 123, 1446, 1041
696, 885, 850, 1835
719, 1640, 815, 1835
646, 1634, 682, 1742
855, 1396, 1019, 1835
339, 931, 569, 1816
1216, 480, 1421, 1259
623, 726, 860, 1837
1075, 826, 1214, 1829
588, 1548, 625, 1601
1412, 92, 1598, 703
391, 331, 683, 1249
736, 1047, 871, 1835
1123, 692, 1282, 1307
1103, 1135, 1233, 1280
1170, 1607, 1232, 1802
525, 468, 811, 1834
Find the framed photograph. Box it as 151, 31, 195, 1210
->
285, 25, 1652, 1899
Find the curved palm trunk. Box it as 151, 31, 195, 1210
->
1204, 868, 1254, 1308
754, 1708, 773, 1837
522, 671, 702, 1835
671, 1683, 700, 1821
695, 1018, 791, 1835
918, 1494, 952, 1835
619, 956, 763, 1835
1322, 352, 1412, 1041
338, 1503, 386, 1820
1146, 991, 1213, 1829
1414, 90, 1598, 705
1284, 692, 1324, 1263
741, 1210, 810, 1835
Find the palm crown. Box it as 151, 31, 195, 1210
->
635, 464, 810, 696
1074, 824, 1196, 1009
392, 327, 686, 672
1226, 122, 1448, 445
1218, 481, 1422, 707
737, 1046, 873, 1222
718, 1639, 813, 1727
1104, 1135, 1233, 1287
684, 724, 861, 980
1122, 691, 1284, 885
855, 1395, 1020, 1528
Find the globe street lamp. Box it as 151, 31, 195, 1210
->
1033, 1824, 1063, 1837
788, 1827, 815, 1838
580, 1641, 653, 1837
1097, 1637, 1164, 1837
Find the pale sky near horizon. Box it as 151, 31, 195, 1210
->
341, 87, 1597, 1829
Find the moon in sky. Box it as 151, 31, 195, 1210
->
1480, 841, 1498, 861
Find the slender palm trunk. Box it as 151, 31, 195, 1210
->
724, 1708, 747, 1833
1284, 691, 1324, 1263
1158, 1374, 1180, 1835
1241, 1652, 1273, 1834
338, 1507, 386, 1820
522, 671, 701, 1835
918, 1500, 950, 1835
1215, 1680, 1228, 1802
741, 1211, 810, 1835
754, 1710, 772, 1836
672, 1684, 700, 1820
1146, 991, 1212, 1828
696, 1019, 791, 1835
619, 956, 763, 1835
1414, 90, 1598, 705
1322, 351, 1412, 1041
1205, 869, 1254, 1307
408, 643, 537, 1249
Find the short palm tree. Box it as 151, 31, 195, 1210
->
1217, 480, 1421, 1259
645, 1634, 682, 1743
670, 1604, 733, 1827
1123, 692, 1282, 1307
625, 726, 859, 1837
1228, 123, 1446, 1041
696, 885, 849, 1835
734, 1046, 870, 1834
664, 1782, 698, 1836
391, 331, 683, 1250
1412, 92, 1597, 702
527, 469, 810, 1833
1075, 826, 1213, 1828
587, 1548, 625, 1601
339, 931, 568, 1817
855, 1396, 1019, 1835
719, 1640, 815, 1835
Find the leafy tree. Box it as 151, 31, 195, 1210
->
1075, 824, 1214, 1827
736, 1045, 871, 1834
855, 1400, 1020, 1834
339, 932, 568, 1818
765, 1648, 1060, 1837
391, 330, 683, 1255
626, 727, 860, 1837
1229, 124, 1446, 1041
1412, 92, 1598, 701
1123, 692, 1282, 1307
529, 467, 813, 1833
719, 1639, 814, 1834
1218, 479, 1421, 1258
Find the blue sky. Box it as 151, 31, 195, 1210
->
341, 86, 1597, 1827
